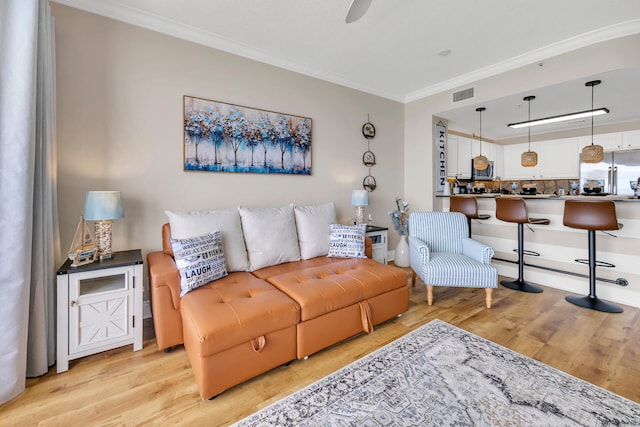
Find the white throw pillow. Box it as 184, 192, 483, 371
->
165, 208, 249, 272
294, 202, 337, 260
171, 231, 228, 297
239, 205, 301, 271
327, 224, 367, 258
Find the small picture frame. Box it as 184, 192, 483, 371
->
362, 122, 375, 139
363, 150, 376, 166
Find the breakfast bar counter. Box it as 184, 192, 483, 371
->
437, 194, 640, 309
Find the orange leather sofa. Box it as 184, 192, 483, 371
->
149, 216, 409, 400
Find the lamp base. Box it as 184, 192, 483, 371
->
94, 220, 114, 260
355, 206, 365, 225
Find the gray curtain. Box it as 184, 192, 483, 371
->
0, 0, 60, 404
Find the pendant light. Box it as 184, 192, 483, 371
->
521, 96, 538, 167
473, 107, 488, 171
581, 80, 604, 163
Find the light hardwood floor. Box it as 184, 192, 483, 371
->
2, 271, 639, 426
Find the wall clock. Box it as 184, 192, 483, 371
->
362, 122, 375, 139
362, 150, 376, 167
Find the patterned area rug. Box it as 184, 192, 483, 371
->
233, 319, 640, 426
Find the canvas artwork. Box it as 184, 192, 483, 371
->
183, 96, 312, 175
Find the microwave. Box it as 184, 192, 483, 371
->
471, 160, 494, 180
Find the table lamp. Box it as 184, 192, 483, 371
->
351, 189, 369, 225
84, 191, 124, 260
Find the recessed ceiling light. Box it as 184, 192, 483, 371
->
437, 49, 451, 57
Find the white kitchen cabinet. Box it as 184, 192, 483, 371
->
457, 137, 473, 179
447, 135, 472, 179
502, 143, 539, 180
622, 130, 640, 149
538, 138, 579, 179
447, 135, 459, 178
578, 133, 623, 152
503, 139, 579, 180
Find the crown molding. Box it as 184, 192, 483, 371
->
404, 19, 640, 103
52, 1, 640, 105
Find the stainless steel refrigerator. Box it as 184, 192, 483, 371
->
580, 149, 640, 196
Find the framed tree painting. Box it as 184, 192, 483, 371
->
183, 96, 312, 175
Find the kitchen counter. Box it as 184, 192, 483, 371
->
436, 193, 640, 309
438, 193, 640, 201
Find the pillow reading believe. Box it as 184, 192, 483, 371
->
327, 224, 367, 258
171, 231, 228, 297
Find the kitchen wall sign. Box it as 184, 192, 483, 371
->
435, 122, 447, 193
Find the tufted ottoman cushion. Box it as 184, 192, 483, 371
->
266, 258, 407, 321
265, 258, 409, 358
181, 272, 300, 399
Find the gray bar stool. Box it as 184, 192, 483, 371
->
450, 196, 490, 237
563, 200, 623, 313
495, 197, 550, 293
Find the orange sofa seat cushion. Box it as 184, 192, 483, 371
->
266, 258, 407, 322
180, 271, 300, 357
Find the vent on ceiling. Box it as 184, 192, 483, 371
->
452, 87, 475, 103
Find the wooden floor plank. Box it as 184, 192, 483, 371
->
1, 270, 638, 426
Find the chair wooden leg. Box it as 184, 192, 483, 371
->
426, 285, 434, 306
411, 270, 416, 286
485, 288, 493, 309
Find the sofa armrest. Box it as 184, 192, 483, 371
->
148, 250, 184, 350
461, 238, 495, 264
365, 236, 372, 259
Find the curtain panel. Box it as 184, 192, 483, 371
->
0, 0, 60, 404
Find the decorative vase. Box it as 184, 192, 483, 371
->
394, 235, 410, 267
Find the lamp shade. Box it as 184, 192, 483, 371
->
351, 189, 369, 206
521, 150, 538, 167
84, 191, 124, 221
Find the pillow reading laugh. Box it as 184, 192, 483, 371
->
171, 231, 227, 297
327, 224, 367, 258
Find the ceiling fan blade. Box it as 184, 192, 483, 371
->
345, 0, 372, 23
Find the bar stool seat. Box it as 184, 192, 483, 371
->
495, 197, 550, 293
563, 200, 623, 313
450, 196, 490, 237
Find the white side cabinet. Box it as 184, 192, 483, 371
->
56, 249, 143, 373
366, 225, 388, 264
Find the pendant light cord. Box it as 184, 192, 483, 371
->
591, 83, 594, 146
528, 98, 531, 151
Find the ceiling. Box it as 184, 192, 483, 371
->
53, 0, 640, 139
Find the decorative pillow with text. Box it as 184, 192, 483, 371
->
171, 231, 227, 297
327, 224, 367, 259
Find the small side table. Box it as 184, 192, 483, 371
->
366, 225, 388, 264
56, 249, 144, 373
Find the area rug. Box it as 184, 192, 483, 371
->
232, 319, 640, 426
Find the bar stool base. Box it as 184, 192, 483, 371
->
565, 295, 623, 313
500, 279, 543, 293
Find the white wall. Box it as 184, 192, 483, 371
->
52, 5, 405, 285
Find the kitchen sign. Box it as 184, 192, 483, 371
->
435, 122, 447, 193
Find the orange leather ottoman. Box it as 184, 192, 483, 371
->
180, 272, 300, 400
263, 258, 409, 359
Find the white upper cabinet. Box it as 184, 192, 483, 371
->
537, 138, 579, 179
622, 130, 640, 149
447, 135, 472, 179
578, 132, 623, 152
502, 143, 539, 180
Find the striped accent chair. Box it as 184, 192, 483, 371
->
409, 211, 498, 308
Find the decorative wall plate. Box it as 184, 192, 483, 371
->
362, 150, 376, 166
363, 175, 377, 192
362, 122, 375, 139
